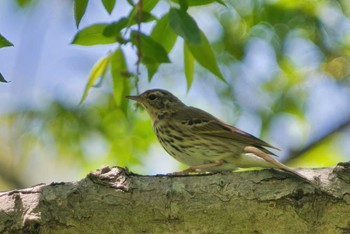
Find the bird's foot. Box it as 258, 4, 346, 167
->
167, 161, 224, 176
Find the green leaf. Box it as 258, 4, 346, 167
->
74, 0, 89, 28
104, 11, 157, 39
126, 6, 157, 31
126, 0, 134, 6
80, 55, 111, 104
143, 0, 159, 12
146, 13, 178, 80
184, 42, 194, 90
111, 50, 124, 107
168, 8, 201, 44
72, 24, 118, 46
134, 11, 157, 24
186, 31, 225, 82
130, 31, 170, 63
101, 0, 116, 14
111, 48, 130, 114
151, 14, 178, 52
103, 18, 128, 37
16, 0, 32, 7
171, 0, 222, 6
145, 63, 158, 81
178, 0, 188, 10
0, 72, 9, 83
0, 34, 14, 48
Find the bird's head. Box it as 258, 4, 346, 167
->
126, 89, 185, 120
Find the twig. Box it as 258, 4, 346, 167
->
135, 0, 143, 94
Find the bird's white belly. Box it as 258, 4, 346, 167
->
156, 131, 236, 166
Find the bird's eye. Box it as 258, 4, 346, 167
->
148, 94, 157, 100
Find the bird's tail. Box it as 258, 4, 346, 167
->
244, 146, 314, 184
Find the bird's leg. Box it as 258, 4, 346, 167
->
169, 160, 224, 175
244, 146, 311, 182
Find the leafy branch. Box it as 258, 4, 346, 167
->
72, 0, 225, 106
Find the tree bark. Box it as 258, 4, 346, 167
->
1, 164, 350, 233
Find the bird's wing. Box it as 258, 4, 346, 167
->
175, 106, 279, 155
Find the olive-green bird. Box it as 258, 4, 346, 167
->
127, 89, 306, 179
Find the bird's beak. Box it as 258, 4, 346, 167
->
126, 95, 143, 103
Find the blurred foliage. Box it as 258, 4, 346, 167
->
72, 0, 225, 104
213, 0, 350, 132
0, 95, 155, 190
70, 0, 350, 116
289, 134, 345, 168
1, 0, 350, 189
16, 0, 34, 7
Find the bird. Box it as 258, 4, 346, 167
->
126, 89, 307, 180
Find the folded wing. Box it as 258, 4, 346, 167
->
175, 106, 279, 156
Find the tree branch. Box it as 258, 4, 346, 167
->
1, 165, 350, 233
